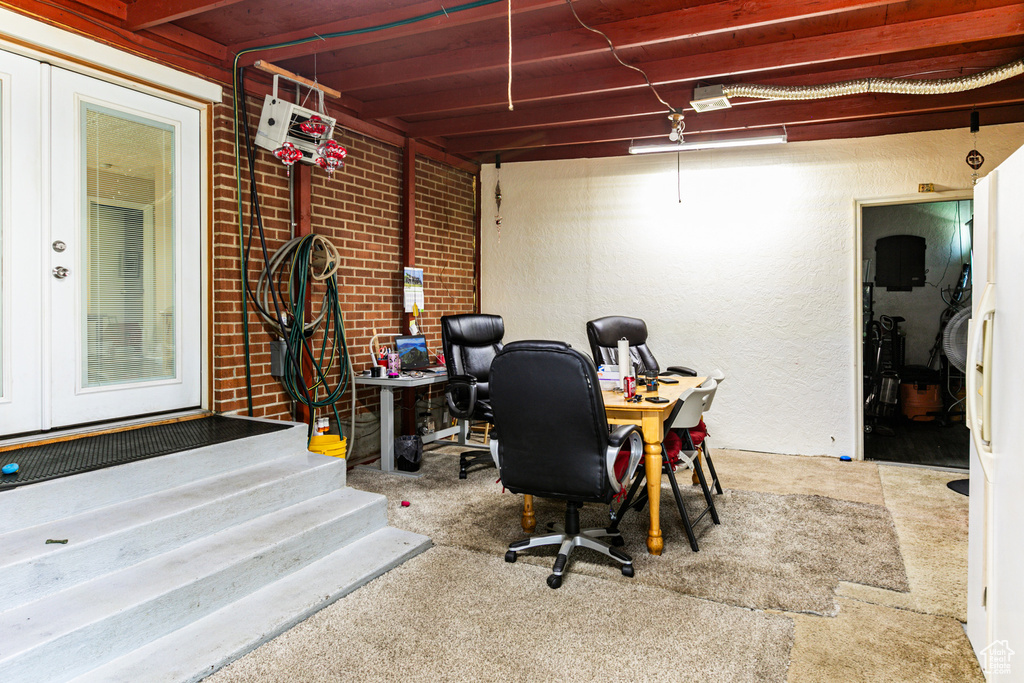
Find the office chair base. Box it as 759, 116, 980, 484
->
506, 504, 634, 588
459, 449, 495, 479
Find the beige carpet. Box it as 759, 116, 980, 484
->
347, 450, 908, 615
203, 446, 981, 682
209, 546, 795, 683
788, 598, 983, 682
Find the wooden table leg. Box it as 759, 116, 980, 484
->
521, 494, 536, 533
692, 448, 703, 486
644, 439, 664, 555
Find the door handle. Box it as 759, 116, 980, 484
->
52, 266, 70, 280
967, 283, 995, 481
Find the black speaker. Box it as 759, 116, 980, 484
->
875, 235, 926, 291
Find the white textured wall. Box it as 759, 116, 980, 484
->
863, 200, 973, 368
480, 124, 1024, 458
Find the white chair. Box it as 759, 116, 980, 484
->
616, 379, 721, 552
683, 369, 725, 495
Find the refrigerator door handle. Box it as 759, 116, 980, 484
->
967, 283, 996, 482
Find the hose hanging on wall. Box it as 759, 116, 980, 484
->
235, 66, 352, 440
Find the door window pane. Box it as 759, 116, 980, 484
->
82, 103, 175, 387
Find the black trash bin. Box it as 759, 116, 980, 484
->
395, 435, 423, 472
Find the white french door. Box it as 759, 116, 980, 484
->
0, 50, 43, 433
1, 51, 202, 436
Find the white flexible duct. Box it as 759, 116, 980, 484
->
723, 58, 1024, 101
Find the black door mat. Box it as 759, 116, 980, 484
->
0, 416, 292, 491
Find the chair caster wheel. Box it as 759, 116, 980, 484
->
505, 550, 517, 563
459, 470, 467, 479
621, 565, 635, 578
547, 574, 562, 589
610, 535, 625, 547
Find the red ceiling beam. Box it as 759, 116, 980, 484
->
144, 23, 230, 62
462, 78, 1024, 151
498, 103, 1024, 163
410, 84, 693, 138
0, 1, 230, 83
452, 81, 1024, 155
71, 0, 126, 21
333, 0, 894, 92
442, 48, 1024, 147
362, 4, 1024, 119
229, 0, 565, 66
126, 0, 246, 31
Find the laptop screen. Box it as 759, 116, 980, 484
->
395, 335, 431, 370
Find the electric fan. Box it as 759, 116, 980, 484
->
942, 306, 971, 373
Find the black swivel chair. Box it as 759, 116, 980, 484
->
440, 314, 504, 479
489, 340, 644, 589
586, 315, 695, 376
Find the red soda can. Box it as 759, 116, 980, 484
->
623, 376, 636, 399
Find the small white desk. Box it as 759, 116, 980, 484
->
353, 372, 467, 475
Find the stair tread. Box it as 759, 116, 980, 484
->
0, 453, 344, 567
0, 486, 383, 655
0, 421, 311, 529
72, 527, 432, 683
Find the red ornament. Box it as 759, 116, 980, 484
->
299, 115, 328, 138
315, 140, 347, 176
272, 142, 303, 175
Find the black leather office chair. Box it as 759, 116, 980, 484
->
440, 314, 504, 479
586, 315, 695, 376
489, 340, 644, 589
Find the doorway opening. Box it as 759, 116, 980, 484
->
860, 198, 972, 468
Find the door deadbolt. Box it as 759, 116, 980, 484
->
52, 266, 70, 280
52, 240, 66, 252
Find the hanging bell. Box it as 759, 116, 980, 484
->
315, 140, 347, 176
272, 142, 304, 176
299, 115, 328, 138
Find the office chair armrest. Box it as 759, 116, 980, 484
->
664, 365, 697, 377
605, 425, 643, 493
445, 375, 478, 419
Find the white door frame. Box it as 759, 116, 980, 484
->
853, 190, 974, 460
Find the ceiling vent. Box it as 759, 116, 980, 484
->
690, 85, 732, 113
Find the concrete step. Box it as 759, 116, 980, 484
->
72, 527, 432, 683
1, 487, 387, 683
0, 452, 346, 612
0, 419, 312, 530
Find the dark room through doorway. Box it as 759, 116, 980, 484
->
861, 198, 972, 468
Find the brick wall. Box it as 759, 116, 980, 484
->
211, 93, 479, 456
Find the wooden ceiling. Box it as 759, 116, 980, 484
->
9, 0, 1024, 164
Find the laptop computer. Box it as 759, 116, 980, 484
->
394, 335, 446, 372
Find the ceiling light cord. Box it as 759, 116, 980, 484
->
564, 0, 676, 113
724, 59, 1024, 101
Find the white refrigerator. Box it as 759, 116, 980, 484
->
967, 142, 1024, 680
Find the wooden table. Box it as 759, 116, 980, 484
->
520, 375, 705, 556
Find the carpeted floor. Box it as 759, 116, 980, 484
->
207, 446, 984, 682
343, 454, 909, 615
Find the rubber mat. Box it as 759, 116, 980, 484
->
0, 416, 292, 491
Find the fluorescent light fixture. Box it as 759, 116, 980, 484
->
628, 131, 787, 154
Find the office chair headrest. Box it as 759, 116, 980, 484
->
441, 314, 504, 345
588, 316, 649, 346
502, 340, 571, 354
